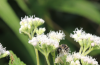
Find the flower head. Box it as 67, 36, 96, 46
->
0, 43, 10, 57
36, 28, 46, 35
28, 33, 60, 54
28, 37, 38, 46
19, 15, 45, 33
47, 30, 65, 42
32, 17, 44, 26
66, 54, 73, 62
81, 55, 98, 65
75, 60, 81, 65
72, 52, 81, 60
70, 28, 100, 49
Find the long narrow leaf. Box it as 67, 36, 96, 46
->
50, 0, 100, 24
0, 0, 36, 64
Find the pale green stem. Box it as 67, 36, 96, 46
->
84, 48, 93, 56
23, 31, 32, 39
82, 48, 87, 55
35, 49, 40, 65
45, 54, 50, 65
82, 46, 90, 55
79, 46, 83, 54
64, 62, 66, 65
79, 47, 82, 54
0, 52, 9, 59
29, 28, 40, 65
51, 52, 56, 65
32, 27, 37, 37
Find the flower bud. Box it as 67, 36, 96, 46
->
36, 28, 46, 35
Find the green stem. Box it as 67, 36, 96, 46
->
35, 49, 40, 65
82, 48, 87, 55
51, 52, 56, 65
84, 48, 93, 56
64, 62, 66, 65
29, 29, 40, 65
45, 54, 50, 65
23, 31, 32, 39
32, 27, 37, 37
79, 46, 83, 54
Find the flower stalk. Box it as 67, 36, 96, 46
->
35, 49, 40, 65
45, 54, 50, 65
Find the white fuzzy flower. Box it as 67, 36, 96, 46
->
19, 15, 45, 33
32, 17, 45, 26
37, 34, 48, 45
29, 37, 38, 46
36, 34, 59, 48
20, 16, 33, 26
73, 52, 81, 59
70, 61, 75, 65
70, 28, 100, 49
70, 28, 86, 42
91, 43, 95, 47
0, 43, 10, 56
48, 30, 65, 41
53, 41, 59, 48
55, 56, 63, 63
75, 60, 80, 65
66, 54, 73, 62
36, 28, 46, 35
81, 55, 98, 65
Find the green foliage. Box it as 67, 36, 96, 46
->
0, 0, 36, 65
9, 51, 26, 65
50, 0, 100, 23
0, 0, 100, 64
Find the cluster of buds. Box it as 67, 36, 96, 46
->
55, 52, 98, 65
29, 30, 65, 55
70, 28, 100, 55
19, 16, 44, 34
19, 15, 65, 57
70, 28, 100, 49
67, 52, 98, 65
0, 43, 10, 58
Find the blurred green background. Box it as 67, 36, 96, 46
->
0, 0, 100, 65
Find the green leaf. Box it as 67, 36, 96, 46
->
0, 0, 36, 64
50, 0, 100, 24
9, 51, 26, 65
16, 0, 32, 15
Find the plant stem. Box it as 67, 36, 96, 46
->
45, 54, 50, 65
23, 31, 32, 39
29, 29, 40, 65
84, 48, 93, 56
79, 46, 83, 54
51, 52, 56, 65
35, 48, 40, 65
32, 27, 37, 37
82, 48, 87, 55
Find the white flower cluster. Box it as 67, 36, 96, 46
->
70, 28, 100, 48
70, 60, 80, 65
47, 30, 65, 42
66, 52, 98, 65
66, 52, 81, 65
0, 43, 10, 56
29, 30, 65, 52
36, 28, 46, 35
55, 52, 98, 65
29, 34, 59, 48
19, 16, 45, 33
81, 55, 98, 65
